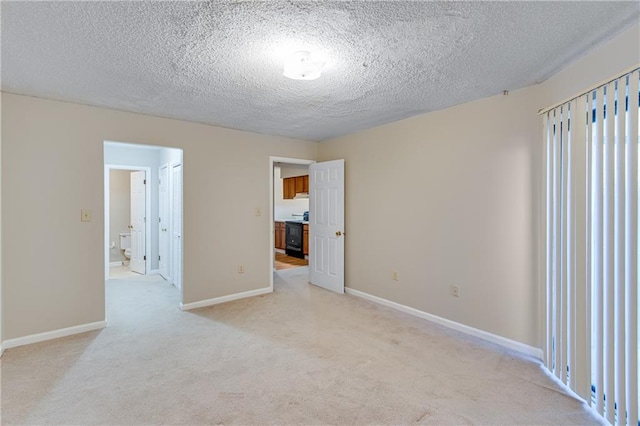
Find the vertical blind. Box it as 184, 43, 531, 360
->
543, 68, 639, 425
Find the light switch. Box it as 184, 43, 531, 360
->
81, 209, 92, 222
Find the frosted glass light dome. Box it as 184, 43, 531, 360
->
283, 51, 326, 80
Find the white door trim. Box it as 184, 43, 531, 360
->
104, 164, 152, 280
158, 163, 170, 280
268, 156, 315, 292
169, 161, 184, 297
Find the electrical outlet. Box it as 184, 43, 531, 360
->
392, 271, 399, 281
238, 264, 245, 274
451, 285, 460, 297
81, 209, 92, 222
255, 207, 261, 217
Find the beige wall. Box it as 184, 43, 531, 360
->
318, 86, 542, 346
1, 94, 317, 340
317, 23, 639, 348
109, 170, 131, 263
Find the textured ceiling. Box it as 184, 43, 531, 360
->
2, 1, 639, 142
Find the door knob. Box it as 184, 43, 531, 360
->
335, 231, 342, 236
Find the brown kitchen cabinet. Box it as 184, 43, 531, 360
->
303, 224, 309, 255
275, 221, 286, 250
283, 178, 296, 200
283, 175, 309, 199
295, 175, 305, 193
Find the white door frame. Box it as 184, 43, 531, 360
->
158, 163, 170, 281
104, 164, 152, 280
169, 161, 183, 294
269, 156, 315, 292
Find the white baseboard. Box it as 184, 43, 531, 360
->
2, 321, 107, 350
181, 287, 272, 311
345, 287, 543, 360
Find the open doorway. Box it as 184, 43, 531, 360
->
269, 157, 315, 290
104, 141, 184, 302
105, 166, 151, 279
274, 163, 310, 269
270, 156, 346, 294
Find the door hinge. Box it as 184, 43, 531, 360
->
159, 217, 161, 223
158, 255, 161, 261
144, 179, 146, 185
144, 217, 146, 222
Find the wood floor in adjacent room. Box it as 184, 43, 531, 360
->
1, 268, 601, 425
275, 252, 308, 270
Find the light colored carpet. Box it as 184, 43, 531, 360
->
1, 268, 604, 425
109, 265, 141, 280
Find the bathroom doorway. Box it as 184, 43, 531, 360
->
105, 166, 150, 279
103, 141, 183, 286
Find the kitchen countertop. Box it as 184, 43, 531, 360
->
276, 219, 309, 224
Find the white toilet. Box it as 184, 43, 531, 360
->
119, 233, 131, 264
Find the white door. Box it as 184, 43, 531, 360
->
309, 159, 345, 294
171, 163, 183, 290
130, 170, 146, 274
159, 165, 169, 280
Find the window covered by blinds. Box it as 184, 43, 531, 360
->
543, 68, 639, 426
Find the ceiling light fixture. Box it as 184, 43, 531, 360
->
283, 51, 326, 81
